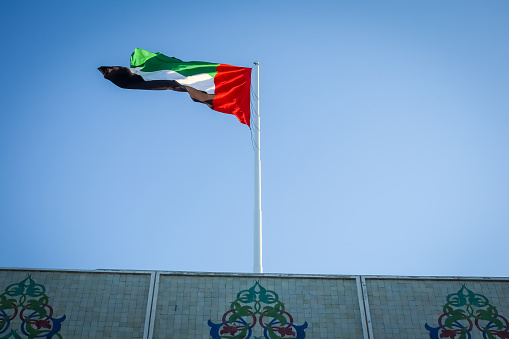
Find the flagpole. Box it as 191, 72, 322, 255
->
253, 62, 263, 274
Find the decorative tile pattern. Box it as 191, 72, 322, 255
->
208, 281, 308, 339
0, 271, 151, 339
153, 275, 363, 338
0, 275, 66, 338
366, 279, 509, 339
3, 270, 506, 339
425, 285, 509, 339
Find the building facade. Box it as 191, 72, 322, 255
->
0, 268, 508, 338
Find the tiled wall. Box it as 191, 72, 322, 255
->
0, 269, 508, 339
365, 277, 509, 339
152, 274, 364, 338
0, 270, 151, 338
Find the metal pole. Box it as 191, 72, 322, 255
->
253, 62, 263, 274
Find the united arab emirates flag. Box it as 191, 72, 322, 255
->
99, 48, 252, 126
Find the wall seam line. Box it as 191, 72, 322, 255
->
148, 271, 160, 339
356, 276, 370, 339
361, 276, 375, 339
143, 271, 156, 339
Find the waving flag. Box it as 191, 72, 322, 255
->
99, 48, 252, 126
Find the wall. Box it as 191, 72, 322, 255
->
0, 269, 507, 338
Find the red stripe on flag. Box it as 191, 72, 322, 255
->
212, 64, 252, 126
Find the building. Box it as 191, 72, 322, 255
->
1, 268, 508, 338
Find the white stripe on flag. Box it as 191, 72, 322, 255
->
132, 68, 216, 94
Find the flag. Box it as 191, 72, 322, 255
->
99, 48, 252, 126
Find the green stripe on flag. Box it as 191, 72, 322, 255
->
130, 48, 219, 78
130, 48, 158, 67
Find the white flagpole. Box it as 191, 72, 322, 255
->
253, 62, 263, 274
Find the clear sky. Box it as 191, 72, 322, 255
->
1, 0, 508, 277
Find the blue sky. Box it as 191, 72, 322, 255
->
1, 0, 508, 277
